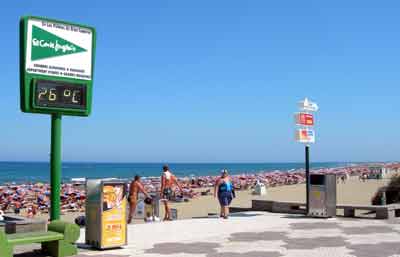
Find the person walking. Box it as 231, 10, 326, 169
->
160, 165, 183, 221
214, 169, 234, 219
128, 175, 151, 224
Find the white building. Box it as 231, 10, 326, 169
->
382, 164, 400, 178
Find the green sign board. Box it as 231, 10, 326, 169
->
20, 16, 96, 116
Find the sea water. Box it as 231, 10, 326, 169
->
0, 161, 354, 184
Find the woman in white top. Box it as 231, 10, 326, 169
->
160, 165, 183, 221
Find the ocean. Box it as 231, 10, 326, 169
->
0, 162, 355, 184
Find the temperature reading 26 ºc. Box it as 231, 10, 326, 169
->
35, 80, 87, 110
38, 88, 81, 103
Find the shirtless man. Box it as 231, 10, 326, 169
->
160, 165, 183, 221
128, 175, 151, 224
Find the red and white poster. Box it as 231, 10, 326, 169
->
295, 113, 314, 126
295, 128, 315, 144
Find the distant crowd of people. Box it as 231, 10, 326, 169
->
0, 164, 388, 219
0, 183, 85, 218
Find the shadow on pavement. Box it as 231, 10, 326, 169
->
15, 251, 129, 257
281, 214, 314, 219
229, 213, 263, 218
14, 250, 47, 257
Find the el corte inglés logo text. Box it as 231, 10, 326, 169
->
32, 38, 77, 53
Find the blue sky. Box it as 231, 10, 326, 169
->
1, 1, 400, 162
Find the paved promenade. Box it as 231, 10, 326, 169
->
16, 212, 400, 257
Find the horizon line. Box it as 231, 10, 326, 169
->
0, 160, 395, 164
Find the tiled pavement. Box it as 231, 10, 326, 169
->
15, 212, 400, 257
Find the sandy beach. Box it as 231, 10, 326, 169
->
163, 176, 389, 220
59, 175, 387, 223
43, 174, 389, 223
1, 170, 392, 224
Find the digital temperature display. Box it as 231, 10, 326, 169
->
34, 80, 87, 110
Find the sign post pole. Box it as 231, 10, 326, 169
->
305, 144, 310, 214
294, 98, 318, 216
50, 113, 62, 221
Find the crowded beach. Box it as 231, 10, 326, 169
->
0, 163, 398, 218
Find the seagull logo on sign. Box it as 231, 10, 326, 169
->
31, 25, 86, 61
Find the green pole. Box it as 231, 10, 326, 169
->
50, 114, 62, 221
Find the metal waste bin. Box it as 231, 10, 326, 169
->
308, 174, 336, 217
85, 179, 128, 249
144, 193, 161, 222
151, 193, 160, 218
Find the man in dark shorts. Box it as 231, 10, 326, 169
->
160, 165, 183, 221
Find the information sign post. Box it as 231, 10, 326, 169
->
295, 98, 318, 215
20, 16, 96, 220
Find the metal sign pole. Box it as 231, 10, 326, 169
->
305, 144, 310, 214
50, 113, 62, 220
296, 98, 318, 216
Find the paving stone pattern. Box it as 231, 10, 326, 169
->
145, 242, 220, 255
346, 242, 400, 257
14, 212, 400, 257
341, 225, 397, 235
229, 231, 287, 242
207, 251, 283, 257
139, 217, 400, 257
